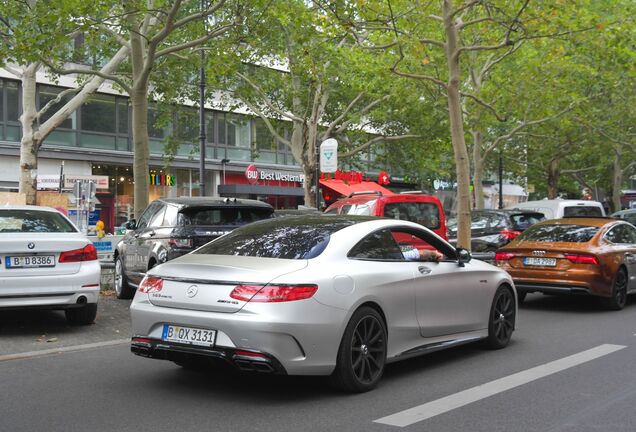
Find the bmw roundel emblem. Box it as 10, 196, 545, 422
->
186, 285, 198, 298
27, 242, 35, 250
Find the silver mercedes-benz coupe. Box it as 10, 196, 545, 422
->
130, 215, 517, 392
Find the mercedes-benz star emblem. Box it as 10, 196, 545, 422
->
186, 285, 198, 298
27, 242, 35, 250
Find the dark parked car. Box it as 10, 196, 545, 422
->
114, 197, 274, 299
448, 209, 545, 261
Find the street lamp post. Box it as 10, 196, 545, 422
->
498, 150, 504, 209
198, 0, 207, 196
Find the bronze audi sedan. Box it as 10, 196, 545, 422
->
495, 217, 636, 310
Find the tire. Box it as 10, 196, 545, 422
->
485, 286, 515, 349
66, 303, 98, 326
114, 256, 135, 300
517, 291, 527, 305
603, 268, 627, 311
331, 306, 387, 393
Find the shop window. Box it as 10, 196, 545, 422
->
38, 85, 76, 129
81, 94, 116, 133
7, 81, 20, 123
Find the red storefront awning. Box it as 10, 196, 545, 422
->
320, 179, 394, 197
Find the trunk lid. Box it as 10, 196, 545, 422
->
148, 255, 308, 313
0, 233, 89, 277
501, 242, 597, 270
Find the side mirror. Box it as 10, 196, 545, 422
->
125, 219, 137, 230
456, 247, 471, 267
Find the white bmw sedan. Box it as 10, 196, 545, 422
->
131, 216, 517, 392
0, 206, 101, 325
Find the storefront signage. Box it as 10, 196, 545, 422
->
149, 173, 176, 186
245, 164, 305, 185
37, 175, 109, 190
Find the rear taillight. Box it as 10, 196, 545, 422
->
138, 276, 163, 293
168, 238, 193, 248
230, 284, 318, 302
500, 228, 522, 240
59, 244, 98, 263
564, 253, 599, 265
495, 252, 515, 261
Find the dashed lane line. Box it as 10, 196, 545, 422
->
0, 339, 130, 362
374, 344, 627, 428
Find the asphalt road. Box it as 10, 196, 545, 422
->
2, 293, 636, 432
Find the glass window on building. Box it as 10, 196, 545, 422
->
81, 94, 116, 133
117, 99, 129, 135
226, 114, 250, 148
148, 106, 168, 139
38, 85, 76, 129
6, 80, 20, 122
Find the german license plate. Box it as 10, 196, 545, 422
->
523, 257, 556, 267
5, 255, 55, 269
162, 324, 216, 347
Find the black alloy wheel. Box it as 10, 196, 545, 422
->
604, 268, 628, 311
331, 307, 387, 392
485, 286, 515, 349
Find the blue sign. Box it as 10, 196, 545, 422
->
92, 241, 113, 252
68, 210, 101, 225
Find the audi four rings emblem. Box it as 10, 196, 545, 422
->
27, 242, 35, 249
532, 250, 546, 256
186, 285, 199, 298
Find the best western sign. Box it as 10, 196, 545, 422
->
245, 164, 305, 185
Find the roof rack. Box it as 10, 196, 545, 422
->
399, 190, 428, 195
346, 191, 383, 198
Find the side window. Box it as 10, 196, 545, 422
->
148, 205, 166, 228
136, 202, 161, 230
607, 224, 636, 244
392, 227, 456, 260
348, 229, 404, 260
624, 224, 636, 243
163, 205, 179, 226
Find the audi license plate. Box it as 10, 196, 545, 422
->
5, 255, 55, 269
523, 257, 556, 267
162, 324, 216, 347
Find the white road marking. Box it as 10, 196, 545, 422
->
0, 338, 129, 362
375, 344, 627, 428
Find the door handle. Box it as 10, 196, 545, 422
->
418, 266, 432, 275
148, 231, 156, 237
133, 233, 140, 238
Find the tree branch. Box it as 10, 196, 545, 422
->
154, 24, 235, 59
338, 134, 419, 158
2, 65, 23, 78
42, 62, 132, 94
240, 99, 290, 147
236, 71, 302, 122
460, 91, 506, 121
37, 85, 84, 120
334, 95, 390, 135
451, 1, 481, 19
323, 93, 365, 138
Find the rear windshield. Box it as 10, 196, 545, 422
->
384, 202, 441, 229
510, 213, 544, 231
179, 207, 273, 226
563, 206, 603, 217
517, 224, 599, 243
194, 217, 356, 259
0, 210, 77, 233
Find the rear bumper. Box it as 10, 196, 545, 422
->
515, 282, 593, 296
130, 296, 348, 376
131, 337, 287, 374
0, 261, 101, 308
